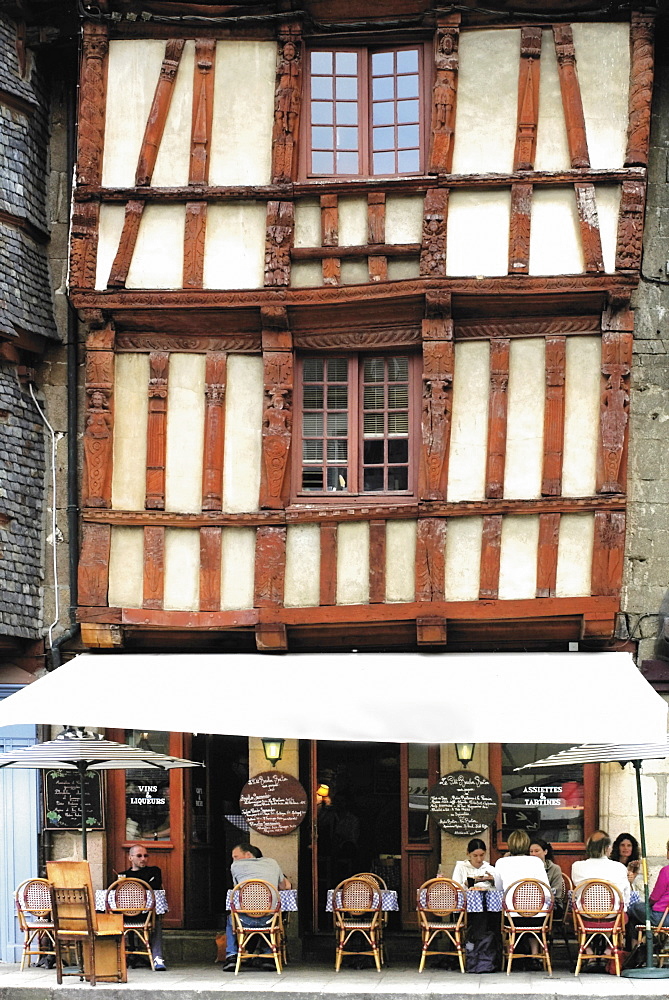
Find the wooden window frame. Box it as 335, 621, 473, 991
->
301, 42, 431, 180
292, 351, 421, 503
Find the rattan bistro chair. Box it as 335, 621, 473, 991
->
416, 877, 466, 973
354, 873, 389, 965
572, 879, 625, 976
15, 878, 56, 970
332, 876, 383, 972
502, 878, 554, 975
229, 879, 283, 975
105, 878, 155, 969
635, 905, 669, 966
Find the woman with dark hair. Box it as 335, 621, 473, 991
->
452, 838, 495, 887
529, 838, 565, 906
610, 832, 641, 888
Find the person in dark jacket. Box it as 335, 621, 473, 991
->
121, 845, 166, 970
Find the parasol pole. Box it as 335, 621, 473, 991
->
76, 760, 89, 860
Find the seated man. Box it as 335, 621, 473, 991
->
222, 842, 291, 972
572, 834, 630, 909
120, 845, 166, 971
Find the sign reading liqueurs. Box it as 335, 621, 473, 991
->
429, 770, 498, 837
240, 770, 308, 837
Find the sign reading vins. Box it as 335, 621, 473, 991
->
429, 770, 498, 837
240, 771, 307, 837
43, 769, 105, 830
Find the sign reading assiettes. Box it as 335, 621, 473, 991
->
240, 771, 308, 836
429, 770, 499, 837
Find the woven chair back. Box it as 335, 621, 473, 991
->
574, 879, 622, 919
354, 872, 388, 891
335, 877, 380, 913
18, 878, 52, 917
231, 879, 279, 915
108, 878, 154, 915
509, 878, 551, 917
561, 872, 574, 892
420, 878, 463, 914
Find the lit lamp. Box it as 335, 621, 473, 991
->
261, 737, 285, 768
316, 783, 330, 798
455, 743, 476, 769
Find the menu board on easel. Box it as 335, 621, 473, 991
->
240, 771, 307, 836
43, 769, 105, 830
428, 770, 498, 837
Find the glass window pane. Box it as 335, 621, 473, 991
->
336, 126, 358, 151
363, 357, 385, 381
397, 49, 419, 73
373, 101, 395, 126
125, 730, 170, 840
363, 412, 384, 436
327, 467, 348, 490
327, 412, 348, 436
327, 440, 348, 461
327, 385, 348, 409
407, 744, 430, 842
311, 101, 333, 125
372, 126, 395, 151
302, 469, 323, 490
311, 51, 333, 73
373, 151, 395, 175
397, 99, 419, 124
388, 439, 408, 463
388, 467, 408, 490
364, 385, 385, 409
388, 357, 408, 380
397, 148, 420, 173
388, 385, 409, 408
336, 102, 358, 125
336, 76, 357, 100
397, 74, 419, 99
364, 467, 384, 491
398, 124, 419, 148
327, 358, 348, 381
312, 151, 334, 174
303, 358, 323, 381
302, 412, 323, 436
303, 386, 324, 410
336, 151, 358, 174
364, 439, 384, 464
388, 412, 408, 434
372, 75, 394, 101
312, 126, 333, 149
372, 51, 394, 75
311, 76, 333, 100
336, 51, 357, 74
501, 744, 584, 843
302, 439, 323, 461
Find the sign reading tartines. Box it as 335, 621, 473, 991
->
240, 771, 307, 837
429, 770, 499, 837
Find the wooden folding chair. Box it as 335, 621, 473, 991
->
416, 877, 466, 973
229, 879, 283, 975
572, 879, 625, 976
50, 885, 125, 986
105, 878, 155, 969
15, 878, 55, 970
332, 876, 383, 972
502, 878, 553, 975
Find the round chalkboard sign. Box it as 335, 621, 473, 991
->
428, 770, 499, 837
240, 771, 308, 837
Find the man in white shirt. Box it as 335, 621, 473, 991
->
571, 834, 630, 908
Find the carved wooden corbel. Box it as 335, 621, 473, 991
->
428, 15, 460, 174
82, 320, 115, 509
419, 293, 453, 501
271, 22, 303, 184
626, 12, 655, 167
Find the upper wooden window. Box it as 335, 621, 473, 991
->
307, 46, 425, 177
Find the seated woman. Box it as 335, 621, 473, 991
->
529, 838, 565, 910
495, 829, 551, 964
611, 832, 641, 891
628, 838, 669, 929
452, 838, 496, 888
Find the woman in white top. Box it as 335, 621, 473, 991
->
494, 829, 551, 962
452, 838, 496, 888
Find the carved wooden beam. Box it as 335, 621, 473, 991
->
320, 194, 340, 286
508, 181, 532, 274
256, 623, 288, 651
292, 243, 419, 260
514, 26, 542, 171
536, 511, 560, 598
135, 39, 186, 186
184, 201, 207, 289
271, 22, 303, 184
145, 351, 169, 509
541, 336, 566, 497
415, 517, 446, 602
574, 182, 604, 273
428, 14, 460, 174
320, 522, 338, 606
254, 525, 287, 607
485, 339, 510, 499
615, 179, 646, 271
107, 200, 144, 288
78, 522, 111, 606
70, 199, 100, 290
199, 525, 222, 611
591, 510, 625, 596
419, 292, 453, 501
553, 24, 590, 168
190, 39, 215, 185
417, 618, 447, 646
82, 320, 115, 508
625, 11, 655, 167
597, 330, 632, 495
369, 519, 386, 604
77, 23, 109, 188
479, 514, 502, 600
143, 525, 164, 609
367, 192, 387, 282
264, 200, 294, 286
202, 352, 227, 510
420, 188, 448, 277
259, 350, 293, 510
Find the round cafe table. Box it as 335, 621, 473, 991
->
225, 888, 298, 912
326, 888, 398, 912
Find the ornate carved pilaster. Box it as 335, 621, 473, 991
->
541, 336, 566, 497
514, 26, 542, 170
574, 182, 604, 273
428, 15, 460, 174
626, 12, 655, 167
83, 319, 115, 508
70, 201, 99, 290
420, 188, 448, 277
553, 24, 589, 168
615, 179, 646, 271
254, 526, 287, 606
202, 352, 227, 510
415, 517, 446, 602
485, 339, 510, 500
260, 349, 293, 509
143, 525, 164, 609
145, 352, 169, 509
77, 23, 108, 187
479, 514, 502, 599
508, 182, 532, 274
78, 522, 111, 607
419, 293, 453, 501
264, 201, 294, 286
271, 22, 303, 184
135, 39, 185, 186
597, 331, 632, 495
190, 39, 216, 184
184, 201, 207, 289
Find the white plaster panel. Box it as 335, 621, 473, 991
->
572, 24, 630, 170
385, 520, 416, 603
498, 515, 539, 599
111, 353, 149, 510
340, 260, 369, 285
294, 199, 321, 247
504, 339, 545, 499
448, 341, 490, 501
165, 353, 206, 513
452, 29, 520, 174
529, 188, 584, 275
338, 198, 368, 246
562, 335, 601, 497
209, 41, 276, 185
597, 185, 623, 273
385, 195, 424, 244
386, 259, 420, 281
446, 190, 511, 276
126, 205, 185, 289
444, 517, 483, 602
102, 40, 165, 188
95, 205, 126, 290
151, 41, 194, 188
163, 528, 200, 610
203, 203, 266, 289
555, 513, 594, 597
223, 355, 263, 513
534, 29, 571, 172
108, 527, 144, 608
290, 261, 322, 287
284, 524, 320, 607
336, 521, 370, 605
221, 527, 256, 609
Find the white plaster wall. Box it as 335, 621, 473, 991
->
284, 523, 320, 607
529, 189, 584, 275
209, 41, 276, 186
555, 513, 594, 597
451, 29, 520, 174
386, 259, 420, 280
504, 339, 545, 499
597, 185, 623, 273
336, 521, 370, 605
102, 40, 165, 188
111, 353, 149, 510
562, 336, 600, 497
385, 196, 424, 244
385, 520, 416, 602
338, 198, 367, 246
294, 200, 321, 247
151, 41, 194, 188
126, 205, 185, 289
498, 514, 539, 599
165, 353, 206, 513
221, 527, 256, 609
444, 517, 483, 601
290, 261, 322, 287
95, 204, 125, 290
448, 341, 490, 501
222, 355, 263, 513
340, 260, 369, 284
572, 24, 630, 170
108, 526, 144, 608
446, 190, 511, 276
163, 528, 200, 610
534, 29, 571, 172
203, 203, 266, 289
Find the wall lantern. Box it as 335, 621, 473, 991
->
261, 737, 285, 768
455, 743, 476, 769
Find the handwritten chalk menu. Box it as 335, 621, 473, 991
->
43, 769, 105, 830
428, 770, 498, 837
240, 771, 307, 837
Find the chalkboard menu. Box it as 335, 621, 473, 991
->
240, 771, 307, 837
43, 769, 105, 831
428, 770, 498, 837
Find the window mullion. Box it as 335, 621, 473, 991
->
350, 355, 360, 494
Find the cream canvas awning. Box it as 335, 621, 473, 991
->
0, 651, 665, 744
